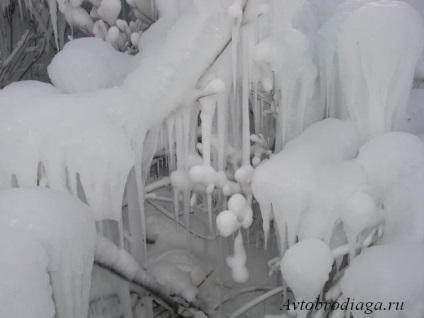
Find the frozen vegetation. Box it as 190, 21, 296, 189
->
0, 0, 424, 317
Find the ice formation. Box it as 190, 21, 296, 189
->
226, 230, 249, 284
1, 0, 424, 316
0, 188, 97, 318
319, 0, 424, 139
356, 132, 424, 243
252, 118, 364, 250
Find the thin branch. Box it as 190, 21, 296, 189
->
230, 286, 285, 318
147, 200, 218, 241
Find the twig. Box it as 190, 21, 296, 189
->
147, 200, 218, 241
230, 286, 285, 318
145, 176, 171, 193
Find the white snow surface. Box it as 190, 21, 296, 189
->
341, 242, 424, 318
48, 38, 135, 93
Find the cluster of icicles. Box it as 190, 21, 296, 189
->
0, 0, 424, 317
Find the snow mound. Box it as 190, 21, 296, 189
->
48, 38, 135, 93
341, 243, 424, 318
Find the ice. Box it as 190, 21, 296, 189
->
98, 0, 121, 26
0, 188, 97, 318
216, 210, 239, 238
252, 119, 362, 248
341, 243, 424, 318
228, 193, 247, 216
394, 88, 424, 134
48, 38, 135, 93
0, 0, 10, 12
63, 3, 94, 33
0, 86, 137, 220
228, 193, 253, 228
226, 230, 249, 283
340, 192, 381, 235
356, 132, 424, 243
0, 230, 55, 318
253, 0, 317, 147
145, 248, 203, 302
325, 0, 424, 139
281, 239, 334, 302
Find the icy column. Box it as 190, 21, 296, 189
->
337, 1, 424, 139
0, 188, 97, 318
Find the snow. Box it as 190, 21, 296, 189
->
48, 38, 135, 93
0, 188, 96, 318
281, 239, 334, 302
341, 243, 424, 318
1, 0, 424, 316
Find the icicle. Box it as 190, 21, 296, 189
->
241, 31, 251, 166
226, 229, 249, 283
228, 0, 243, 96
49, 0, 60, 51
260, 203, 272, 249
199, 96, 217, 166
166, 117, 176, 172
217, 94, 229, 171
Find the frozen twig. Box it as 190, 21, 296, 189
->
230, 286, 285, 318
147, 200, 218, 241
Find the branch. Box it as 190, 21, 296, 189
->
147, 200, 218, 241
94, 235, 179, 315
230, 286, 285, 318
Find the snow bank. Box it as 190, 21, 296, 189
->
0, 188, 97, 318
48, 38, 135, 93
341, 243, 424, 318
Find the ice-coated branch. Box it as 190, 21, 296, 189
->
94, 235, 179, 314
147, 200, 218, 241
230, 286, 285, 318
